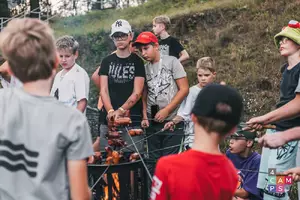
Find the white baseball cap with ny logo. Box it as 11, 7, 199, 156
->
110, 19, 132, 36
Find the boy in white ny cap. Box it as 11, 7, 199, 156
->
98, 19, 146, 152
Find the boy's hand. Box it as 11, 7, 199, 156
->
155, 108, 169, 123
113, 109, 125, 120
163, 121, 175, 131
258, 132, 287, 148
141, 119, 149, 128
279, 167, 300, 182
107, 111, 115, 122
246, 115, 269, 130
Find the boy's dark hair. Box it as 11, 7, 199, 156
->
0, 18, 56, 83
192, 84, 243, 136
56, 35, 79, 54
196, 117, 234, 136
134, 42, 156, 49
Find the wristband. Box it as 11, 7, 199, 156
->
108, 109, 114, 114
118, 107, 126, 113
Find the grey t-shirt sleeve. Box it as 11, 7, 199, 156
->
172, 57, 187, 79
177, 86, 200, 120
295, 76, 300, 93
67, 114, 93, 160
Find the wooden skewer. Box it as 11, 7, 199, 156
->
243, 124, 276, 131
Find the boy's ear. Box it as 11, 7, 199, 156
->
191, 113, 198, 124
75, 50, 79, 59
246, 140, 254, 148
154, 42, 160, 50
6, 62, 14, 76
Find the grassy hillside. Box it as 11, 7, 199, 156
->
51, 0, 300, 120
51, 0, 300, 198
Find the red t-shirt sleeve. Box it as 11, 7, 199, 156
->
150, 159, 169, 200
228, 161, 239, 197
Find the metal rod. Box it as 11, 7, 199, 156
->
90, 165, 110, 190
125, 127, 153, 182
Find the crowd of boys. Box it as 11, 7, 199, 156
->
0, 14, 300, 200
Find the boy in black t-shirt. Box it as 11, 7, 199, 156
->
98, 19, 146, 152
153, 15, 189, 63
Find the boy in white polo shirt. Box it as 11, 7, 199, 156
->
51, 35, 90, 112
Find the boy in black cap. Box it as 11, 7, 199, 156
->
150, 84, 243, 200
227, 126, 263, 200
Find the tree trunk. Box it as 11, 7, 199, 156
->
0, 0, 10, 18
30, 0, 40, 18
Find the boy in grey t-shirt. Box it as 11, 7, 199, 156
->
0, 18, 93, 200
133, 32, 189, 175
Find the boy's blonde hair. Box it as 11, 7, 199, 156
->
56, 35, 79, 54
153, 15, 171, 30
196, 57, 216, 73
0, 18, 56, 83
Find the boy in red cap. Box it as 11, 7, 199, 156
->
149, 84, 244, 200
133, 31, 189, 174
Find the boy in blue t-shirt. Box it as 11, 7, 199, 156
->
226, 125, 263, 200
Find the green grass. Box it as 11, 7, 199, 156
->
51, 0, 251, 36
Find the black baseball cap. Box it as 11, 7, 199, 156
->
230, 124, 257, 140
192, 84, 243, 126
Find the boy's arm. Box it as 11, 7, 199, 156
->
247, 92, 300, 129
141, 84, 149, 128
259, 127, 300, 148
67, 115, 93, 200
142, 84, 148, 119
100, 75, 114, 112
77, 99, 87, 113
91, 67, 100, 89
171, 38, 189, 63
75, 71, 89, 113
119, 77, 145, 111
155, 77, 189, 122
68, 160, 91, 200
234, 188, 249, 198
178, 50, 189, 63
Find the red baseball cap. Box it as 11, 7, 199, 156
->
133, 32, 158, 46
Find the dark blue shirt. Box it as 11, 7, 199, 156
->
274, 62, 300, 131
226, 150, 263, 200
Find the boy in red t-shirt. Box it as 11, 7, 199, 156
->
150, 84, 244, 200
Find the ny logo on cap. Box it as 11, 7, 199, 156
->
115, 20, 123, 27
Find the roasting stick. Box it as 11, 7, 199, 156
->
125, 126, 153, 182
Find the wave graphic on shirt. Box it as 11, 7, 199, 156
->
0, 140, 39, 178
